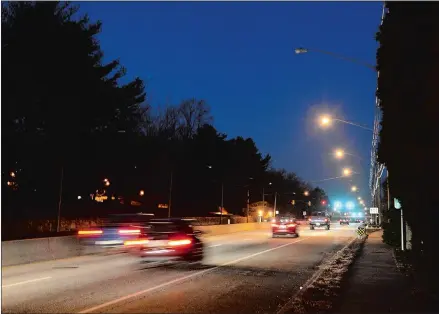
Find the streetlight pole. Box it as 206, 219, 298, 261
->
220, 182, 224, 224
247, 188, 250, 223
168, 170, 173, 218
262, 187, 265, 222
273, 192, 277, 218
56, 166, 64, 233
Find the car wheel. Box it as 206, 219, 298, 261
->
326, 225, 330, 230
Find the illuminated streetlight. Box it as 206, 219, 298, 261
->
320, 115, 332, 127
304, 191, 309, 196
343, 168, 352, 176
258, 210, 263, 216
10, 171, 16, 178
351, 186, 358, 192
139, 190, 145, 196
103, 178, 110, 187
335, 149, 345, 159
357, 197, 362, 200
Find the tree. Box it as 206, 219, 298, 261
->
2, 1, 147, 219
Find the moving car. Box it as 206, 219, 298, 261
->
124, 218, 204, 263
340, 218, 350, 225
271, 217, 298, 238
77, 213, 154, 249
308, 213, 330, 230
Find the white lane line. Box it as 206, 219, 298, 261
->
208, 244, 222, 248
2, 276, 52, 288
78, 239, 305, 313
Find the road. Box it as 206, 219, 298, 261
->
2, 223, 360, 313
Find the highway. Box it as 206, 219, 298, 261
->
2, 224, 360, 313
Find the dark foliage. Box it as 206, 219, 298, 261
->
376, 2, 439, 261
2, 2, 327, 224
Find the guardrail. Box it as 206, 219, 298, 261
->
2, 222, 270, 267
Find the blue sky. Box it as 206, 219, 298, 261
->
79, 1, 382, 206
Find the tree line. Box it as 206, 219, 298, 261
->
376, 2, 439, 262
2, 2, 328, 223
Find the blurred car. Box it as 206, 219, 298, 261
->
77, 213, 154, 249
340, 218, 350, 225
309, 213, 330, 230
124, 218, 204, 263
271, 217, 298, 238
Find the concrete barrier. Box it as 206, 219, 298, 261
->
2, 222, 270, 266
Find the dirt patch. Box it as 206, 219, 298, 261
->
281, 236, 367, 313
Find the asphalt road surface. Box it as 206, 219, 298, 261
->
2, 223, 360, 313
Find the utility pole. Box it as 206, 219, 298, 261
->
262, 187, 265, 222
273, 192, 277, 218
168, 171, 173, 218
247, 188, 250, 223
56, 166, 64, 233
220, 182, 224, 224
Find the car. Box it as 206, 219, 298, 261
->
77, 213, 154, 249
271, 217, 298, 238
308, 213, 330, 230
340, 218, 350, 225
124, 218, 204, 264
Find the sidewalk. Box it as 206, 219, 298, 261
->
336, 230, 417, 313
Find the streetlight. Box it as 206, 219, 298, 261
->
294, 47, 376, 72
103, 178, 110, 187
10, 171, 16, 178
335, 149, 345, 159
318, 114, 373, 132
357, 197, 362, 200
207, 165, 224, 224
351, 186, 358, 192
333, 149, 363, 161
139, 190, 145, 196
304, 191, 309, 196
343, 168, 352, 176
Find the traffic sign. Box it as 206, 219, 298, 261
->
369, 207, 378, 214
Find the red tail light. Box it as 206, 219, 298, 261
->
168, 239, 192, 246
78, 229, 103, 236
118, 229, 141, 235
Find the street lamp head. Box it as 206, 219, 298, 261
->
335, 149, 345, 159
294, 47, 308, 54
351, 186, 358, 192
139, 190, 145, 196
319, 115, 332, 127
268, 182, 272, 186
342, 168, 352, 176
357, 197, 362, 200
304, 191, 309, 196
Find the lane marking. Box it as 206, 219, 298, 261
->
207, 244, 222, 248
276, 236, 356, 314
2, 276, 52, 288
78, 239, 305, 313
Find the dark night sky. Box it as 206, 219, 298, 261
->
79, 1, 382, 207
